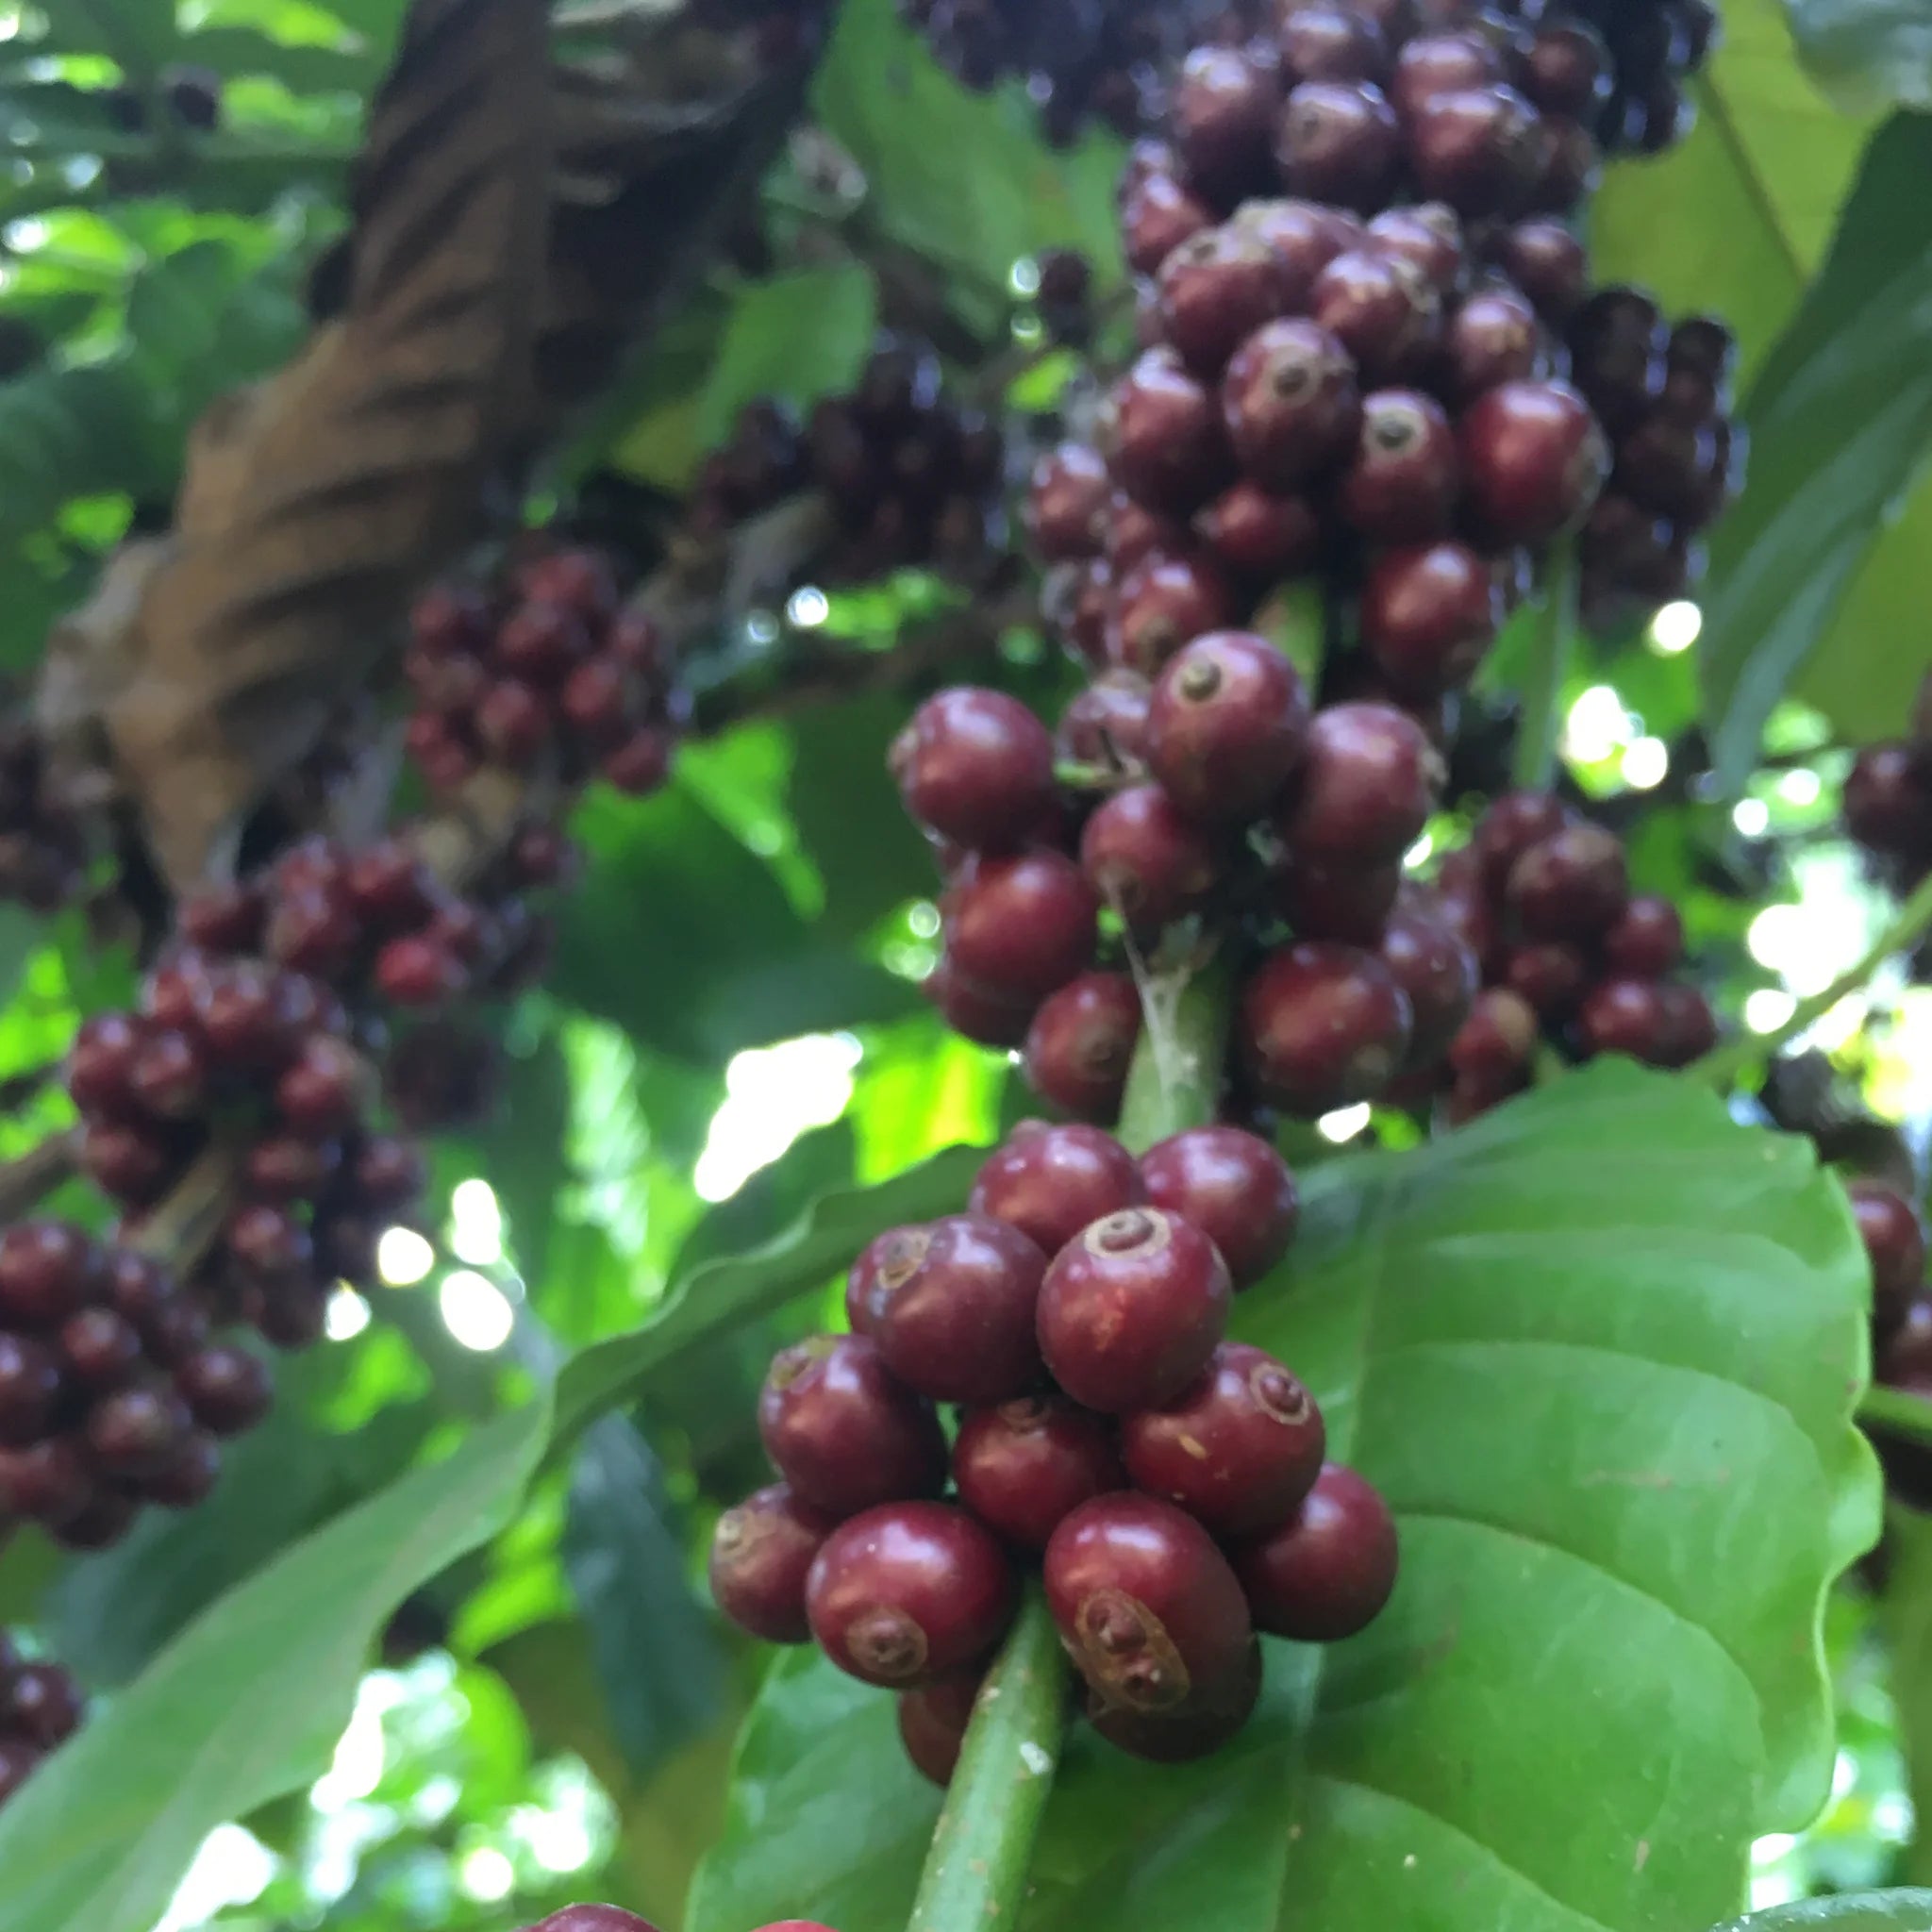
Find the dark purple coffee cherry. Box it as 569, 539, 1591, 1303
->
1044, 1493, 1252, 1712
87, 1383, 194, 1481
1448, 984, 1540, 1090
952, 1394, 1125, 1551
1279, 5, 1390, 86
175, 1344, 275, 1437
1242, 941, 1412, 1115
1614, 413, 1725, 524
1575, 976, 1674, 1062
1390, 29, 1503, 121
710, 1483, 838, 1644
1507, 824, 1629, 939
5, 1660, 82, 1748
1409, 84, 1543, 216
1845, 744, 1932, 859
1459, 378, 1607, 543
142, 1429, 222, 1509
1568, 287, 1667, 433
1506, 941, 1590, 1019
1310, 250, 1441, 385
1121, 173, 1214, 278
1146, 630, 1309, 825
1103, 350, 1232, 514
1172, 44, 1281, 202
1194, 480, 1324, 580
58, 1308, 142, 1393
1339, 390, 1458, 543
1474, 790, 1574, 891
1139, 1126, 1298, 1291
1026, 443, 1110, 561
1088, 1637, 1261, 1763
925, 960, 1035, 1050
1439, 284, 1550, 404
1275, 80, 1401, 211
67, 1012, 143, 1118
1522, 20, 1611, 118
892, 687, 1055, 854
1079, 784, 1225, 936
1107, 549, 1238, 675
1220, 319, 1361, 491
0, 1435, 90, 1525
225, 1204, 315, 1288
1057, 671, 1151, 774
971, 1124, 1145, 1258
0, 1221, 100, 1327
0, 1333, 62, 1446
1281, 702, 1441, 866
1122, 1342, 1324, 1535
1601, 894, 1684, 978
944, 852, 1098, 1002
1850, 1180, 1929, 1322
808, 1501, 1017, 1688
1361, 541, 1504, 694
898, 1673, 981, 1787
758, 1334, 946, 1517
1024, 974, 1143, 1124
1364, 203, 1466, 292
1158, 226, 1293, 377
1490, 219, 1590, 322
1379, 892, 1479, 1066
1232, 1461, 1398, 1640
1037, 1208, 1232, 1413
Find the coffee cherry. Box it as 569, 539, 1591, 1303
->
1024, 974, 1142, 1124
1440, 285, 1550, 404
142, 951, 215, 1034
1121, 173, 1213, 278
1107, 549, 1237, 675
87, 1384, 194, 1481
1364, 203, 1466, 292
1339, 390, 1458, 543
943, 852, 1098, 1002
68, 1012, 143, 1116
1057, 673, 1151, 774
1845, 745, 1932, 859
5, 1661, 83, 1748
144, 1429, 222, 1508
1027, 444, 1110, 560
58, 1307, 142, 1393
1232, 1462, 1398, 1641
275, 1036, 372, 1138
758, 1335, 945, 1517
528, 1910, 662, 1932
898, 1673, 981, 1786
1079, 785, 1224, 935
0, 1221, 98, 1326
1390, 30, 1503, 120
1103, 351, 1231, 514
1530, 113, 1600, 213
1158, 227, 1293, 377
1275, 853, 1402, 944
971, 1124, 1145, 1258
0, 1334, 61, 1445
81, 1122, 177, 1205
1230, 197, 1360, 306
1044, 1494, 1252, 1713
951, 1395, 1125, 1551
1507, 824, 1628, 939
1172, 44, 1280, 201
1409, 85, 1542, 216
1037, 1208, 1232, 1414
1379, 893, 1479, 1066
1850, 1180, 1928, 1321
1474, 790, 1573, 890
1139, 1127, 1298, 1291
1275, 81, 1400, 211
1360, 541, 1503, 695
925, 961, 1035, 1050
374, 934, 466, 1007
1107, 495, 1191, 575
1459, 378, 1607, 543
175, 1344, 274, 1437
1569, 288, 1667, 433
1088, 1637, 1261, 1763
892, 689, 1056, 853
808, 1501, 1016, 1688
1522, 21, 1611, 118
844, 1227, 924, 1338
0, 1436, 90, 1524
1241, 941, 1413, 1115
1279, 5, 1389, 84
1311, 250, 1441, 386
601, 727, 674, 796
1221, 319, 1362, 491
1147, 631, 1310, 824
1281, 702, 1440, 866
1491, 220, 1591, 323
1575, 975, 1674, 1061
710, 1484, 837, 1644
1193, 480, 1324, 580
1507, 941, 1589, 1019
1601, 894, 1684, 978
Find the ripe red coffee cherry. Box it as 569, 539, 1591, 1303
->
1338, 390, 1458, 543
1390, 29, 1503, 121
1044, 1494, 1252, 1712
1282, 702, 1441, 866
1158, 227, 1293, 377
1106, 494, 1191, 576
1121, 173, 1213, 277
1139, 1126, 1298, 1291
1079, 785, 1224, 936
1507, 824, 1629, 939
808, 1501, 1016, 1688
0, 1334, 62, 1446
1146, 631, 1309, 825
275, 1036, 373, 1138
1275, 853, 1402, 944
175, 1343, 274, 1437
971, 1124, 1145, 1257
1491, 220, 1591, 323
1220, 319, 1360, 491
1279, 5, 1389, 86
891, 688, 1055, 853
898, 1673, 981, 1787
1440, 284, 1549, 404
1242, 941, 1413, 1115
1275, 81, 1401, 212
758, 1334, 946, 1517
1088, 1637, 1261, 1763
1310, 250, 1441, 385
87, 1384, 194, 1481
1230, 197, 1360, 304
1364, 203, 1466, 292
528, 1910, 662, 1932
68, 1011, 143, 1116
1474, 790, 1574, 891
1123, 1341, 1324, 1535
1172, 44, 1280, 201
1409, 84, 1542, 216
1106, 549, 1237, 675
864, 1214, 1047, 1406
0, 1221, 99, 1326
81, 1121, 176, 1206
1601, 894, 1684, 978
844, 1225, 924, 1338
1379, 895, 1479, 1067
58, 1307, 142, 1392
943, 852, 1098, 1002
1037, 1208, 1232, 1413
1193, 480, 1324, 581
1026, 443, 1109, 561
1575, 975, 1674, 1062
375, 935, 467, 1007
1361, 541, 1504, 695
1024, 974, 1142, 1124
1506, 941, 1589, 1019
951, 1395, 1125, 1550
924, 960, 1034, 1051
1057, 672, 1151, 774
1233, 1462, 1397, 1641
1850, 1180, 1929, 1320
1102, 350, 1231, 514
710, 1483, 837, 1644
1459, 378, 1607, 543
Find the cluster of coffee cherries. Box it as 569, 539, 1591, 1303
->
404, 548, 682, 801
711, 1120, 1398, 1774
525, 1908, 829, 1932
1431, 788, 1716, 1116
1843, 733, 1932, 892
0, 1634, 83, 1810
679, 339, 1007, 591
1573, 294, 1740, 634
1563, 0, 1716, 156
0, 1216, 274, 1550
1845, 1176, 1932, 1504
0, 709, 89, 915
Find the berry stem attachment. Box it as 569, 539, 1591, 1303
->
1118, 945, 1236, 1155
905, 1586, 1069, 1932
1696, 866, 1932, 1090
1511, 544, 1579, 791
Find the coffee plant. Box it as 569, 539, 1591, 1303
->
0, 1, 1926, 1930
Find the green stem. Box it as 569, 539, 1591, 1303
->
905, 1589, 1068, 1932
1511, 545, 1577, 791
1117, 944, 1237, 1154
1695, 866, 1932, 1089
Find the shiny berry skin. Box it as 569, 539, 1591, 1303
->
1172, 44, 1280, 201
807, 1501, 1017, 1688
175, 1343, 274, 1437
951, 1395, 1125, 1551
1601, 894, 1685, 978
943, 852, 1098, 1003
1409, 85, 1543, 217
1379, 896, 1479, 1066
1231, 197, 1360, 304
1391, 30, 1502, 121
1850, 1180, 1928, 1320
1103, 350, 1231, 514
1044, 1494, 1252, 1713
1121, 174, 1213, 277
1158, 227, 1292, 377
758, 1335, 945, 1518
1507, 824, 1628, 940
1310, 250, 1440, 386
1474, 791, 1573, 891
1056, 673, 1151, 774
1657, 984, 1720, 1069
5, 1661, 83, 1748
1026, 443, 1110, 560
1365, 203, 1465, 291
0, 1221, 99, 1326
898, 1674, 981, 1786
1079, 785, 1224, 937
892, 688, 1056, 854
1122, 1342, 1324, 1535
710, 1483, 837, 1644
81, 1122, 176, 1206
1106, 495, 1190, 575
374, 935, 466, 1007
87, 1383, 194, 1480
1506, 941, 1589, 1019
1282, 702, 1441, 866
1037, 1208, 1232, 1414
601, 726, 674, 796
1194, 480, 1324, 580
1339, 390, 1458, 543
1361, 541, 1503, 695
1491, 220, 1590, 322
1575, 976, 1673, 1062
1522, 21, 1611, 118
1024, 974, 1142, 1124
1241, 941, 1413, 1115
843, 1226, 924, 1338
1275, 81, 1400, 212
1440, 284, 1549, 404
275, 1036, 371, 1138
58, 1307, 142, 1391
1107, 549, 1237, 675
1460, 378, 1607, 543
528, 1911, 662, 1932
1139, 1127, 1298, 1291
68, 1012, 143, 1116
225, 1203, 313, 1286
864, 1214, 1047, 1406
971, 1124, 1145, 1259
1220, 319, 1360, 491
924, 961, 1034, 1050
1088, 1637, 1261, 1763
1279, 5, 1389, 84
1147, 630, 1310, 825
0, 1333, 62, 1445
1232, 1462, 1398, 1641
